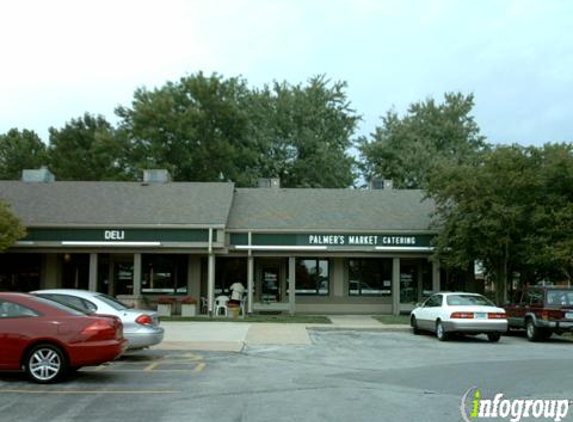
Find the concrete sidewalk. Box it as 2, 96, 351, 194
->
153, 316, 410, 352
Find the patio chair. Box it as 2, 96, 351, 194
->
214, 295, 230, 316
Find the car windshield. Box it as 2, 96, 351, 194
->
446, 294, 495, 307
546, 290, 573, 306
96, 293, 129, 311
29, 296, 88, 316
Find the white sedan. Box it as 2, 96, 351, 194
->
410, 292, 507, 342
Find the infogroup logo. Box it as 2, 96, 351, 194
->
460, 387, 570, 422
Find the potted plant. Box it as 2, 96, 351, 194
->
180, 296, 197, 317
156, 297, 175, 317
227, 302, 241, 319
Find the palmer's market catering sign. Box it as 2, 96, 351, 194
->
308, 234, 417, 246
231, 233, 434, 248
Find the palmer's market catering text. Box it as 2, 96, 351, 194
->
308, 235, 417, 246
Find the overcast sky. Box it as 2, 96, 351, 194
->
1, 0, 571, 146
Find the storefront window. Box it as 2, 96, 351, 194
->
296, 259, 329, 295
348, 258, 392, 296
62, 254, 89, 290
215, 258, 247, 296
97, 254, 111, 294
421, 261, 433, 298
142, 255, 188, 295
0, 254, 41, 292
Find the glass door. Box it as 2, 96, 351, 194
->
400, 263, 419, 305
261, 266, 280, 303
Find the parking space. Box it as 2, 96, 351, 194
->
85, 350, 206, 374
1, 330, 573, 422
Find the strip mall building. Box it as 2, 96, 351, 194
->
0, 169, 445, 315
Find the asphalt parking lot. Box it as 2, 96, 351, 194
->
1, 329, 573, 422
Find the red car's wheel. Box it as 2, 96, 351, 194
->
25, 344, 67, 383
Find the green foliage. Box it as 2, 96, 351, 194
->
0, 129, 47, 180
48, 113, 131, 181
116, 72, 257, 185
249, 76, 360, 188
116, 72, 360, 187
520, 144, 573, 284
0, 201, 25, 251
427, 143, 573, 302
359, 93, 488, 189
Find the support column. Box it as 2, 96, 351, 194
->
432, 260, 441, 293
41, 254, 60, 289
187, 255, 201, 301
133, 253, 142, 296
392, 257, 401, 316
288, 256, 296, 316
207, 228, 215, 315
247, 255, 254, 314
208, 254, 215, 314
88, 253, 98, 292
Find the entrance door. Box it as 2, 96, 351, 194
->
261, 266, 280, 303
400, 263, 419, 306
113, 257, 134, 295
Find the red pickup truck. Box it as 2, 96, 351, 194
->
505, 286, 573, 341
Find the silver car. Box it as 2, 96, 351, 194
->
31, 289, 164, 350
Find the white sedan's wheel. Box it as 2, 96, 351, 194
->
411, 316, 420, 335
436, 321, 448, 341
25, 344, 66, 383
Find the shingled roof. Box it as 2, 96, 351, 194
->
0, 181, 235, 227
227, 188, 435, 232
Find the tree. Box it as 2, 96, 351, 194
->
248, 76, 360, 188
427, 143, 573, 304
0, 129, 47, 180
116, 72, 256, 185
0, 201, 25, 251
48, 113, 131, 181
117, 72, 360, 187
359, 93, 488, 189
520, 144, 573, 285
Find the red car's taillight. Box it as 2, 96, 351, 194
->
541, 310, 563, 321
81, 320, 116, 341
135, 314, 154, 326
488, 312, 506, 319
450, 312, 474, 319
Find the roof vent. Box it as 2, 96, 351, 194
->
369, 179, 393, 190
143, 169, 171, 183
22, 166, 55, 182
257, 178, 280, 189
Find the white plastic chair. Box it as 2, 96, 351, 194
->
239, 297, 246, 317
200, 297, 208, 314
214, 295, 230, 316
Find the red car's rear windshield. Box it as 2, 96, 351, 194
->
546, 290, 573, 306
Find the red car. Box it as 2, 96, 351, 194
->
505, 286, 573, 341
0, 292, 128, 383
